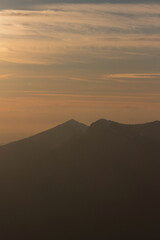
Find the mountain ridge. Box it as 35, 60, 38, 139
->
0, 118, 159, 239
1, 118, 160, 147
0, 119, 88, 150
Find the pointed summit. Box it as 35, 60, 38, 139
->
62, 119, 88, 129
2, 119, 88, 152
65, 119, 78, 124
63, 118, 86, 126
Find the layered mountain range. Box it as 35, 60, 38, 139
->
0, 119, 159, 239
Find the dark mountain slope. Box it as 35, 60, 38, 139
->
1, 119, 88, 151
0, 119, 88, 170
0, 119, 159, 239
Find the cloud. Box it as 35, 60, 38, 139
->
0, 3, 160, 65
0, 1, 160, 10
0, 1, 160, 143
102, 73, 160, 85
106, 73, 160, 79
0, 74, 11, 79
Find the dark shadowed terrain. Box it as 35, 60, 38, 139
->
0, 119, 159, 239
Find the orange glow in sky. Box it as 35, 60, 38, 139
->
0, 2, 160, 143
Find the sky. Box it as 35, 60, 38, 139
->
0, 0, 160, 144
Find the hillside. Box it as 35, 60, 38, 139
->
0, 119, 159, 239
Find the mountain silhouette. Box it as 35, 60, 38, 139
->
0, 119, 159, 239
1, 119, 88, 150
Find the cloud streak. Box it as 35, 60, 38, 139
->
0, 3, 160, 65
0, 74, 11, 79
0, 1, 160, 10
0, 1, 160, 141
105, 73, 160, 79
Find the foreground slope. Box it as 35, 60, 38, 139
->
0, 119, 159, 239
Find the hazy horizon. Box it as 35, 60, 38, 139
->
0, 2, 160, 237
1, 117, 160, 146
0, 0, 160, 143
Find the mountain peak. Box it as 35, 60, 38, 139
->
153, 120, 160, 124
64, 119, 81, 125
62, 119, 88, 129
90, 119, 116, 128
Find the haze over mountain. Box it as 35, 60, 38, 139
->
0, 119, 159, 239
1, 0, 160, 138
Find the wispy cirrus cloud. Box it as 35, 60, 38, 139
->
0, 1, 160, 10
0, 74, 11, 79
105, 73, 160, 80
0, 1, 160, 143
0, 3, 160, 65
102, 73, 160, 85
